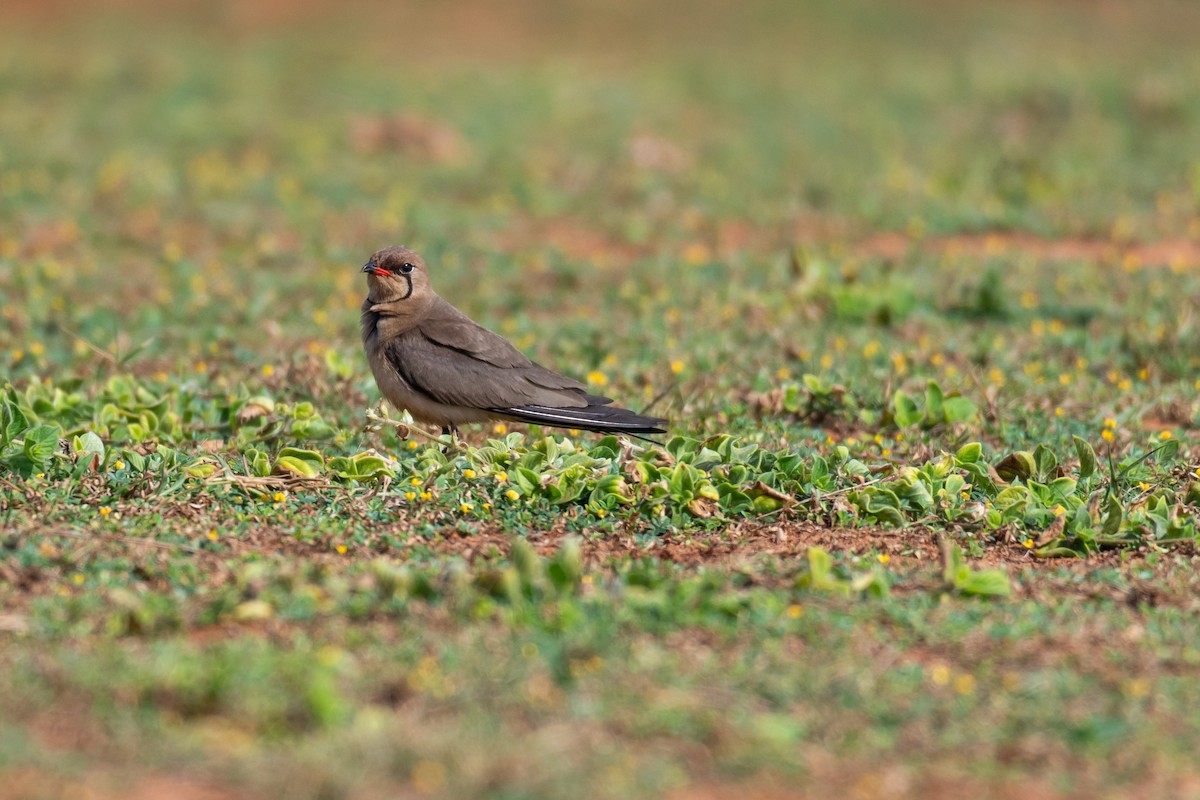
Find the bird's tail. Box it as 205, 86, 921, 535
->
491, 400, 667, 436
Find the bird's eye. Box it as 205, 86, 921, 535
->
399, 262, 415, 274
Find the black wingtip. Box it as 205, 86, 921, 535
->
491, 404, 667, 436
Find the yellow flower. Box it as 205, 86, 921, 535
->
1101, 429, 1115, 442
407, 440, 419, 450
595, 508, 607, 518
954, 673, 976, 695
786, 604, 803, 619
194, 361, 208, 373
492, 422, 508, 434
1104, 417, 1117, 429
460, 503, 474, 513
495, 471, 508, 483
113, 460, 125, 471
99, 506, 112, 516
405, 491, 416, 501
1159, 430, 1172, 440
206, 529, 218, 541
671, 360, 685, 375
929, 664, 951, 686
72, 573, 84, 585
462, 469, 476, 479
682, 242, 710, 264
877, 553, 890, 564
505, 489, 519, 501
410, 476, 422, 486
335, 544, 347, 555
1022, 539, 1034, 549
261, 364, 275, 377
586, 370, 608, 387
272, 491, 286, 503
420, 491, 432, 501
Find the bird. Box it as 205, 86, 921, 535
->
360, 245, 668, 439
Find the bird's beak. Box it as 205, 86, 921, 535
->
362, 262, 389, 277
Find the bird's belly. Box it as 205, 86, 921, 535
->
367, 349, 491, 426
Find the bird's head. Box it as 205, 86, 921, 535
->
362, 245, 432, 306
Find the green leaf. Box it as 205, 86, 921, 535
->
892, 390, 921, 428
185, 459, 219, 479
274, 447, 325, 478
1072, 435, 1097, 480
1100, 496, 1123, 536
943, 396, 978, 424
329, 453, 393, 482
802, 373, 829, 394
782, 384, 802, 413
941, 539, 1011, 597
955, 569, 1012, 597
995, 451, 1035, 482
799, 547, 850, 597
22, 424, 60, 467
924, 381, 945, 425
1154, 438, 1180, 463
248, 449, 271, 477
72, 432, 106, 466
955, 442, 982, 463
1033, 444, 1059, 482
2, 395, 29, 446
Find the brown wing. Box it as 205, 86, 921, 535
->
384, 325, 591, 411
418, 298, 535, 370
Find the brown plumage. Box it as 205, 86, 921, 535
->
360, 245, 667, 437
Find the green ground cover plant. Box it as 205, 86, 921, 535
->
3, 1, 1200, 798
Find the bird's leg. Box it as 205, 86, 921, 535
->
439, 424, 462, 454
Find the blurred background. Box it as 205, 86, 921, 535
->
3, 0, 1200, 412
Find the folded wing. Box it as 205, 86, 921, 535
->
384, 310, 666, 434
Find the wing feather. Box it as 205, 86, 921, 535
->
384, 329, 589, 410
